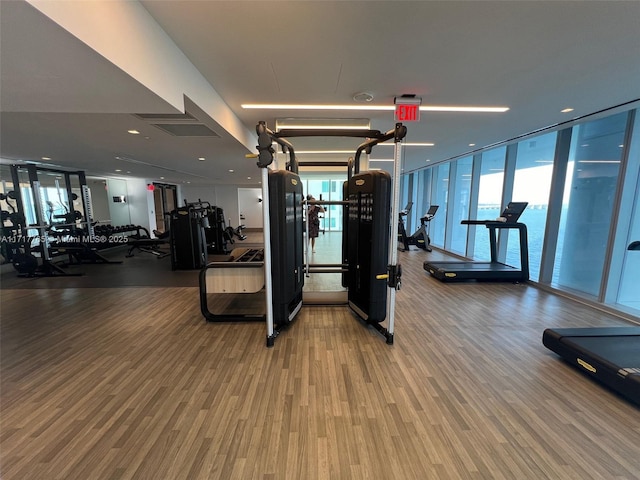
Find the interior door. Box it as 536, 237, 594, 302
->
238, 188, 263, 229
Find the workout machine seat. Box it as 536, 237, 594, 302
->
199, 248, 266, 322
203, 248, 265, 294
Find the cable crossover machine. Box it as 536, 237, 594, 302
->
199, 121, 408, 347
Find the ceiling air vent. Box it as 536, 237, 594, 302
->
151, 123, 220, 137
134, 112, 197, 121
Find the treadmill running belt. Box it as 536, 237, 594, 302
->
543, 327, 640, 406
563, 335, 640, 367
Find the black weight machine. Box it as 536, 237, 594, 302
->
4, 164, 101, 277
207, 121, 406, 346
1, 190, 28, 267
170, 200, 248, 269
205, 206, 246, 255
398, 203, 438, 252
169, 200, 210, 270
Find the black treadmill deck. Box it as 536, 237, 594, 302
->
543, 327, 640, 406
424, 260, 525, 281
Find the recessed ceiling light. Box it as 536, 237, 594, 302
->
247, 177, 252, 180
160, 176, 165, 179
198, 157, 206, 161
561, 108, 574, 113
353, 92, 374, 102
115, 169, 122, 172
229, 169, 234, 173
469, 143, 476, 147
242, 104, 509, 113
41, 156, 51, 160
128, 129, 140, 134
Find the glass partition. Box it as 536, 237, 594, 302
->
508, 132, 557, 280
449, 156, 473, 255
553, 112, 628, 296
429, 163, 449, 248
473, 147, 506, 260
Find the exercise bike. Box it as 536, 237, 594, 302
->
398, 204, 439, 252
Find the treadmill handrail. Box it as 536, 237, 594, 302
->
486, 223, 529, 279
461, 220, 525, 226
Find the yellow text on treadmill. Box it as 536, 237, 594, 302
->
577, 358, 596, 373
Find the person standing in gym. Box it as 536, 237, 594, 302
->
307, 195, 325, 253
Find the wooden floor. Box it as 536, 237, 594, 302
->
1, 243, 640, 479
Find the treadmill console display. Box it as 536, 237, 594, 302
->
502, 202, 528, 223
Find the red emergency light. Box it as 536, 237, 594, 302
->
394, 96, 422, 122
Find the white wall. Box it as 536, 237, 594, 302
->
106, 178, 130, 226
125, 177, 154, 232
103, 177, 154, 232
87, 178, 110, 223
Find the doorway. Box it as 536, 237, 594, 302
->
300, 175, 347, 232
238, 188, 263, 229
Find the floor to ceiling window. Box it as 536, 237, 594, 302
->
417, 168, 432, 228
615, 186, 640, 312
472, 146, 506, 260
449, 156, 472, 255
429, 163, 449, 248
553, 112, 628, 297
508, 132, 557, 280
402, 105, 639, 320
605, 110, 640, 315
300, 174, 346, 232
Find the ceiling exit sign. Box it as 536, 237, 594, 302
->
394, 96, 422, 122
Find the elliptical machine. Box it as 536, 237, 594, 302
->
398, 204, 438, 252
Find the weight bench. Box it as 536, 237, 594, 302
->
125, 227, 169, 258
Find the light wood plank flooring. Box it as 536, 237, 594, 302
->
1, 244, 639, 479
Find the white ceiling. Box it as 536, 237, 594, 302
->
1, 0, 640, 187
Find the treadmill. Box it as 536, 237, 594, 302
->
424, 201, 529, 282
542, 327, 640, 406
